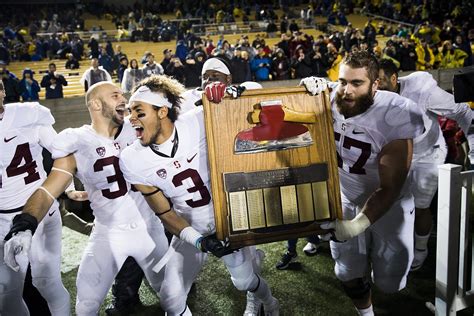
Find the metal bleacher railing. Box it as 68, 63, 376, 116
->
435, 164, 474, 315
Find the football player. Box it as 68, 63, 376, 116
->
108, 56, 266, 316
3, 81, 169, 315
120, 75, 279, 316
378, 59, 473, 270
301, 51, 424, 316
0, 80, 70, 315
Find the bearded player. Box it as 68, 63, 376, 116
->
302, 51, 424, 316
0, 81, 70, 316
378, 59, 473, 270
120, 75, 279, 316
3, 81, 169, 315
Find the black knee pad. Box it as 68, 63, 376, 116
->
341, 278, 371, 300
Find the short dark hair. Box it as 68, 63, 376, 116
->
378, 58, 399, 79
342, 50, 379, 83
49, 63, 56, 68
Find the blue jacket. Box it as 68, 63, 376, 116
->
250, 56, 271, 81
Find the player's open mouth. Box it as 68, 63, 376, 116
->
134, 126, 144, 139
343, 98, 355, 105
116, 105, 126, 116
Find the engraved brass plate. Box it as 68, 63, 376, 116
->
263, 187, 283, 227
297, 183, 315, 222
312, 181, 330, 220
229, 191, 249, 231
246, 189, 266, 229
280, 185, 299, 224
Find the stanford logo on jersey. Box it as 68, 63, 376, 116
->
96, 147, 106, 157
156, 168, 167, 179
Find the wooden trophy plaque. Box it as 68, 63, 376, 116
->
203, 87, 342, 249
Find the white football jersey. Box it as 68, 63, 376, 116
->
180, 88, 202, 114
399, 71, 472, 154
0, 102, 57, 209
120, 107, 214, 234
330, 88, 424, 206
51, 120, 147, 225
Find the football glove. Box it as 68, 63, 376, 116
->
205, 82, 227, 103
197, 234, 235, 258
226, 85, 246, 99
4, 230, 33, 272
319, 212, 371, 242
4, 213, 38, 272
299, 76, 328, 96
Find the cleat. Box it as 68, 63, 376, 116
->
302, 242, 320, 256
275, 252, 297, 270
410, 248, 428, 271
244, 291, 263, 316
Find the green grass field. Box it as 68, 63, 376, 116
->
61, 225, 470, 316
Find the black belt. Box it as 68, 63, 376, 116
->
0, 206, 23, 214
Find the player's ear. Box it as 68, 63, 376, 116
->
158, 106, 169, 119
372, 78, 380, 92
88, 98, 101, 111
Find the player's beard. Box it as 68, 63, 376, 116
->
101, 102, 123, 126
335, 87, 374, 118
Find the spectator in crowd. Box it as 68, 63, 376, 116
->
88, 36, 99, 58
250, 45, 272, 81
415, 38, 435, 70
116, 56, 128, 84
142, 52, 164, 78
453, 34, 472, 66
165, 55, 185, 84
397, 38, 417, 71
441, 40, 468, 68
121, 58, 143, 93
231, 48, 252, 83
65, 53, 80, 69
280, 15, 289, 34
289, 19, 299, 33
113, 44, 127, 73
0, 61, 20, 103
175, 39, 188, 61
40, 63, 68, 99
19, 68, 40, 101
292, 45, 313, 78
80, 57, 112, 92
183, 54, 201, 87
161, 49, 173, 75
272, 48, 291, 80
310, 43, 329, 77
98, 46, 114, 75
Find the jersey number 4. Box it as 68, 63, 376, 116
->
334, 132, 371, 175
4, 143, 41, 186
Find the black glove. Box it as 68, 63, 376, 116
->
198, 234, 235, 258
4, 213, 38, 241
225, 85, 246, 99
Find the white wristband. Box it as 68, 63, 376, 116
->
336, 212, 371, 240
179, 226, 203, 249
